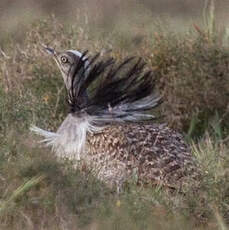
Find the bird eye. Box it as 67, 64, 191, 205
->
61, 56, 68, 63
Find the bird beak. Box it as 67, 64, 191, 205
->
42, 44, 56, 56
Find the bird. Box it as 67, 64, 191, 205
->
31, 46, 199, 191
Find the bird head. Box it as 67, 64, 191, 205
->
43, 45, 89, 91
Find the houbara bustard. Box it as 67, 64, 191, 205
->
31, 46, 199, 191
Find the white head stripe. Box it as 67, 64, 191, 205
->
67, 49, 90, 76
67, 50, 83, 57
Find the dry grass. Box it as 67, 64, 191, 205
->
0, 1, 229, 229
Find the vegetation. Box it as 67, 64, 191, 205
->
0, 1, 229, 229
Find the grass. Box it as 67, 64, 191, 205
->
0, 1, 229, 229
0, 133, 228, 229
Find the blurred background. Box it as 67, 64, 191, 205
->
0, 1, 229, 229
0, 0, 228, 43
0, 0, 228, 135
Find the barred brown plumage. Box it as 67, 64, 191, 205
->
31, 46, 200, 191
86, 123, 199, 190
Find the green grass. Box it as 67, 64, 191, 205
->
0, 1, 229, 229
0, 133, 228, 229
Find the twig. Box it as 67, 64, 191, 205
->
0, 47, 10, 59
54, 85, 65, 117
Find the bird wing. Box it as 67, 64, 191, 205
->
67, 52, 161, 123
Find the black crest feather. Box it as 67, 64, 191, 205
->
68, 51, 161, 122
